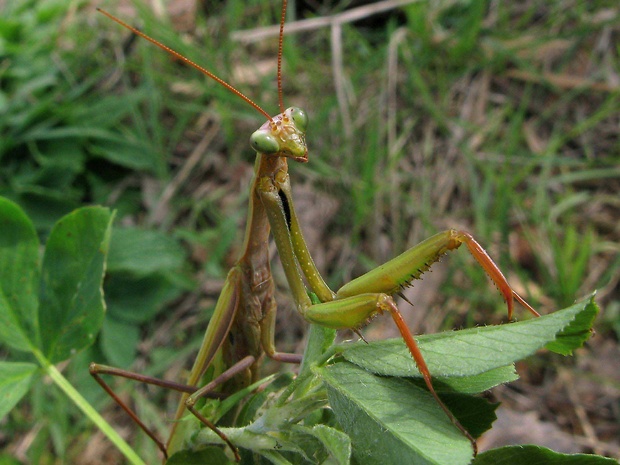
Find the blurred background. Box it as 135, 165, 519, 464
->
1, 0, 618, 462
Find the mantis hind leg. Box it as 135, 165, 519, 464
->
90, 354, 256, 462
183, 355, 256, 462
89, 361, 235, 460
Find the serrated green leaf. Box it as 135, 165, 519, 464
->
438, 365, 518, 393
107, 227, 186, 275
438, 392, 498, 438
318, 362, 474, 465
545, 297, 599, 355
341, 296, 594, 379
38, 206, 113, 362
0, 362, 37, 419
474, 445, 617, 464
0, 197, 40, 352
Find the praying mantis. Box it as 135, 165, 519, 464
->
91, 2, 541, 462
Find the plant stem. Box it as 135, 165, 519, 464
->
33, 350, 146, 465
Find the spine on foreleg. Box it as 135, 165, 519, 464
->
336, 231, 460, 298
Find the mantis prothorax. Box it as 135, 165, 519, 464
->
91, 2, 540, 462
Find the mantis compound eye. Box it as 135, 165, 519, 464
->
250, 130, 280, 154
289, 107, 308, 132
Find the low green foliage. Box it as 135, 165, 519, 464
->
0, 198, 112, 360
473, 445, 618, 465
170, 297, 598, 464
0, 0, 161, 230
0, 198, 143, 462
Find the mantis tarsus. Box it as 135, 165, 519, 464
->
92, 2, 541, 462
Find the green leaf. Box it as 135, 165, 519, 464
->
545, 296, 599, 355
0, 452, 24, 465
438, 392, 498, 438
105, 273, 183, 324
473, 445, 618, 464
187, 388, 329, 461
166, 447, 231, 465
89, 133, 158, 171
299, 321, 337, 378
100, 317, 140, 367
107, 227, 186, 276
437, 365, 518, 394
317, 362, 474, 465
0, 197, 40, 352
300, 424, 351, 465
0, 362, 37, 419
258, 451, 293, 465
5, 192, 79, 233
236, 373, 292, 426
341, 296, 595, 379
192, 426, 308, 459
38, 206, 113, 363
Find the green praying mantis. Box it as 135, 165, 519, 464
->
91, 2, 541, 462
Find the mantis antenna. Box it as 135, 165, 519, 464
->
277, 0, 288, 113
96, 8, 275, 122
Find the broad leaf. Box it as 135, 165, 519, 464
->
107, 227, 186, 276
0, 362, 37, 419
105, 273, 183, 324
545, 296, 599, 355
438, 365, 518, 394
341, 296, 596, 378
318, 362, 477, 465
0, 197, 40, 352
38, 206, 113, 363
297, 424, 351, 465
100, 317, 140, 367
105, 227, 187, 324
474, 445, 618, 464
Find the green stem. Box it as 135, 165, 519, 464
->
276, 344, 338, 407
33, 350, 145, 465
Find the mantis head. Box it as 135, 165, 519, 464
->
250, 107, 308, 163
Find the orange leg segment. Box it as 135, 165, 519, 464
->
454, 231, 540, 319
